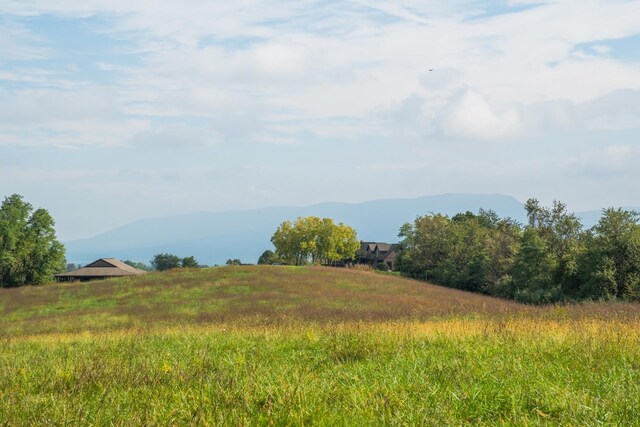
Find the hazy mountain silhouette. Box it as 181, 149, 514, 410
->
64, 193, 638, 266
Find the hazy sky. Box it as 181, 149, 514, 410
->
1, 0, 640, 240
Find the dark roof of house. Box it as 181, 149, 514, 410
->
360, 241, 381, 252
358, 241, 397, 256
382, 246, 398, 260
55, 258, 147, 277
375, 243, 392, 252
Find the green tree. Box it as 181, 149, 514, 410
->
271, 217, 358, 266
511, 228, 560, 303
396, 199, 640, 303
396, 210, 521, 295
0, 194, 65, 287
226, 259, 242, 266
181, 256, 199, 268
332, 223, 359, 263
151, 253, 182, 271
522, 199, 585, 299
258, 250, 280, 265
396, 214, 454, 282
271, 219, 305, 265
524, 198, 544, 228
24, 208, 66, 285
123, 260, 151, 271
579, 208, 640, 300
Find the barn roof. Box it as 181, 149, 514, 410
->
55, 258, 147, 278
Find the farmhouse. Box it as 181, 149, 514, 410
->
356, 241, 398, 270
55, 258, 147, 282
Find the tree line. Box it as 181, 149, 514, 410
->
3, 191, 639, 305
150, 253, 200, 271
396, 199, 640, 303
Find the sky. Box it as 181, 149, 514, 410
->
1, 0, 640, 241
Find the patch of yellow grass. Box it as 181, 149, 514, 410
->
10, 317, 640, 347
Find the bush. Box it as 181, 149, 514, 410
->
258, 250, 280, 265
375, 262, 389, 272
181, 256, 199, 268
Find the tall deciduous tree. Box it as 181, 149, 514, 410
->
0, 194, 65, 287
511, 228, 560, 303
579, 208, 640, 300
271, 217, 358, 266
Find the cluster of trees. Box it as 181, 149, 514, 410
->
396, 199, 640, 303
151, 253, 200, 271
270, 217, 359, 266
0, 194, 66, 287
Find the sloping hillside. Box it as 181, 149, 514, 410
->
3, 266, 638, 339
1, 266, 524, 337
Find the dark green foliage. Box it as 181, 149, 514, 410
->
397, 210, 519, 294
375, 261, 388, 271
226, 259, 242, 266
0, 194, 65, 287
181, 256, 199, 268
150, 255, 198, 271
396, 199, 640, 304
123, 260, 151, 271
511, 229, 560, 303
257, 250, 280, 265
151, 253, 182, 271
578, 208, 640, 300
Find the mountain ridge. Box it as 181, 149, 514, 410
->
64, 193, 639, 265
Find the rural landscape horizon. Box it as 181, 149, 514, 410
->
64, 192, 640, 266
2, 1, 640, 425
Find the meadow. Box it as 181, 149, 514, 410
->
1, 266, 639, 425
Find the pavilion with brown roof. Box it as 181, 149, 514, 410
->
55, 258, 147, 282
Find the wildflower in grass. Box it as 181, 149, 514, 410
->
161, 362, 172, 373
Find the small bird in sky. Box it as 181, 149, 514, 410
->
428, 69, 434, 71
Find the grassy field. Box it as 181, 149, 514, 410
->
1, 266, 639, 425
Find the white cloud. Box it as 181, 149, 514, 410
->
132, 124, 223, 149
2, 0, 640, 238
2, 0, 640, 146
571, 144, 636, 176
440, 90, 524, 140
0, 86, 150, 147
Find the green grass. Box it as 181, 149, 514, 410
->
1, 266, 640, 425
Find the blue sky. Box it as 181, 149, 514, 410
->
1, 0, 640, 240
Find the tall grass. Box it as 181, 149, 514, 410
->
1, 266, 639, 425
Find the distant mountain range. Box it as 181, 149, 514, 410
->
64, 193, 639, 266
